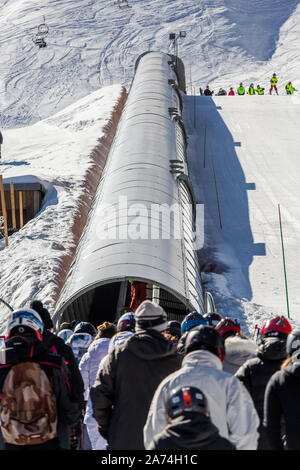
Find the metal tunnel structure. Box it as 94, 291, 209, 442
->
53, 51, 206, 329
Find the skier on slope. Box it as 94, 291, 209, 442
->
237, 83, 245, 95
247, 84, 255, 95
147, 386, 236, 450
256, 85, 265, 95
285, 81, 296, 95
144, 325, 259, 450
215, 318, 257, 375
204, 86, 214, 96
263, 329, 300, 450
269, 73, 279, 95
228, 87, 235, 96
235, 316, 292, 450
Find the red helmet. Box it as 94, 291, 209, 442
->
215, 318, 240, 337
260, 316, 292, 337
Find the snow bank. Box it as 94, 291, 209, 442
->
0, 84, 126, 333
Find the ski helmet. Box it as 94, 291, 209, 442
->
57, 328, 73, 342
260, 316, 292, 337
117, 312, 136, 332
286, 329, 300, 357
215, 318, 240, 339
203, 312, 223, 327
184, 325, 225, 362
167, 386, 208, 419
7, 308, 44, 341
73, 321, 97, 337
181, 312, 208, 335
167, 320, 181, 338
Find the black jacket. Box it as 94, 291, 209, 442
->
235, 335, 287, 449
90, 329, 182, 450
263, 353, 300, 450
0, 340, 81, 450
42, 330, 85, 407
148, 411, 236, 450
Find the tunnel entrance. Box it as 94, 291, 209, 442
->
57, 280, 190, 329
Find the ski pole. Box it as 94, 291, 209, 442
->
211, 156, 223, 230
278, 204, 290, 319
256, 328, 260, 341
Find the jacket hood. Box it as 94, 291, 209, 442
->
285, 351, 300, 377
157, 411, 222, 449
257, 336, 287, 361
182, 349, 223, 370
224, 336, 257, 368
125, 330, 177, 361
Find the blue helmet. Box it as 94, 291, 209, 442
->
181, 311, 208, 335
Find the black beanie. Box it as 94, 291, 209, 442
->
30, 300, 53, 331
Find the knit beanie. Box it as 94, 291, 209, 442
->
135, 300, 168, 333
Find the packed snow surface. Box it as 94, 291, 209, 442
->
1, 0, 300, 336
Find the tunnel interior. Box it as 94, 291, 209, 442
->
58, 280, 190, 328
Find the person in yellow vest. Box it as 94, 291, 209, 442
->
237, 83, 245, 95
256, 85, 265, 95
247, 84, 255, 95
269, 73, 278, 95
285, 82, 296, 95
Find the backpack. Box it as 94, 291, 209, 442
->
0, 361, 58, 445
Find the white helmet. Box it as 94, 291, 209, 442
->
7, 308, 44, 340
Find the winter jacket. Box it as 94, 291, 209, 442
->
42, 330, 85, 408
79, 338, 111, 450
144, 349, 259, 450
238, 86, 245, 95
223, 335, 257, 375
147, 411, 236, 450
204, 89, 213, 96
0, 342, 81, 450
263, 352, 300, 450
66, 332, 94, 365
90, 329, 182, 450
235, 335, 287, 422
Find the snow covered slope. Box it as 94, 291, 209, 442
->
0, 0, 300, 127
184, 94, 300, 335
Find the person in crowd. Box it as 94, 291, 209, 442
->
256, 85, 265, 95
269, 73, 278, 95
203, 312, 223, 327
147, 386, 236, 450
216, 88, 227, 96
204, 86, 214, 96
29, 301, 85, 409
66, 321, 97, 365
166, 320, 181, 339
0, 308, 81, 450
215, 318, 257, 374
79, 322, 117, 450
228, 88, 235, 96
263, 328, 300, 450
235, 316, 292, 449
57, 328, 73, 342
90, 300, 182, 450
144, 325, 259, 450
247, 83, 255, 95
285, 81, 296, 95
177, 311, 208, 355
237, 83, 245, 95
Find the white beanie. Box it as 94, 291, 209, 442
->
135, 300, 168, 333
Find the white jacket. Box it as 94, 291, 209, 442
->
223, 335, 257, 375
79, 338, 111, 450
144, 349, 259, 450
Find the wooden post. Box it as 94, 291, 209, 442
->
0, 175, 9, 246
10, 182, 16, 229
19, 191, 24, 228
